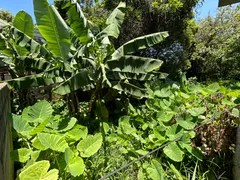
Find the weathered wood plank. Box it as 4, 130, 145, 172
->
219, 0, 240, 7
0, 83, 13, 180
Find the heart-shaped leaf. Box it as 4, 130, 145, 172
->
28, 100, 53, 123
177, 115, 195, 130
38, 133, 69, 152
18, 160, 58, 180
67, 127, 88, 141
32, 137, 48, 150
163, 142, 184, 162
65, 148, 85, 177
156, 111, 175, 122
77, 133, 103, 157
166, 124, 184, 140
10, 148, 32, 163
146, 159, 164, 180
12, 114, 33, 136
187, 107, 206, 117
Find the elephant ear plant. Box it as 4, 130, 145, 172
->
11, 100, 103, 179
0, 0, 168, 113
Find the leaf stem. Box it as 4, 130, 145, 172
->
53, 151, 62, 177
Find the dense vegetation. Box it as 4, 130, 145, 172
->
189, 6, 240, 80
0, 0, 240, 179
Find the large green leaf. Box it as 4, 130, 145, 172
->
178, 142, 203, 161
146, 159, 164, 180
29, 118, 50, 136
10, 27, 50, 56
38, 133, 69, 152
177, 114, 196, 130
187, 107, 206, 117
68, 2, 93, 44
166, 124, 184, 141
100, 2, 126, 39
6, 74, 63, 89
34, 0, 71, 60
77, 133, 103, 157
111, 81, 147, 97
112, 32, 169, 58
156, 111, 175, 122
54, 70, 95, 95
32, 137, 48, 151
107, 71, 167, 81
21, 105, 31, 122
28, 100, 53, 123
10, 148, 32, 163
65, 148, 85, 177
0, 34, 14, 56
18, 160, 58, 180
163, 142, 184, 162
13, 11, 34, 38
47, 117, 77, 132
67, 126, 88, 141
13, 57, 53, 72
106, 56, 163, 74
12, 114, 33, 136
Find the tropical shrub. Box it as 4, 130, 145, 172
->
190, 6, 240, 81
11, 100, 103, 179
0, 0, 168, 114
11, 80, 240, 179
91, 81, 239, 179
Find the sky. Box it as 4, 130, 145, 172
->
0, 0, 53, 21
195, 0, 219, 19
0, 0, 226, 21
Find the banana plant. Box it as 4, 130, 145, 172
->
0, 0, 168, 111
50, 0, 169, 98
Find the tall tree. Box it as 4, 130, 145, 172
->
0, 9, 14, 22
189, 6, 240, 81
53, 0, 201, 79
90, 0, 201, 78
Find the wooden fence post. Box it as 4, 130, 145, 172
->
0, 83, 13, 180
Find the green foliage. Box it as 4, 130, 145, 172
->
190, 6, 240, 80
11, 101, 102, 179
11, 79, 239, 179
18, 160, 59, 180
91, 0, 201, 78
13, 11, 34, 38
77, 133, 103, 157
1, 1, 168, 113
89, 80, 238, 179
0, 9, 14, 22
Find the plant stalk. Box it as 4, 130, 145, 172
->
53, 151, 62, 177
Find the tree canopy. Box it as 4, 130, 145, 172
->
189, 5, 240, 81
0, 9, 14, 22
59, 0, 202, 79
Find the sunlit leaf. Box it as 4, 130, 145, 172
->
10, 148, 32, 163
77, 133, 103, 157
18, 160, 58, 180
38, 133, 69, 152
163, 142, 184, 162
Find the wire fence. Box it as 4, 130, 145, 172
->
100, 104, 240, 180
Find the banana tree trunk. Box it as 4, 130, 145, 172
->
233, 108, 240, 180
67, 92, 79, 114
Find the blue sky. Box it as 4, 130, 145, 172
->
195, 0, 219, 19
0, 0, 221, 20
1, 0, 53, 20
